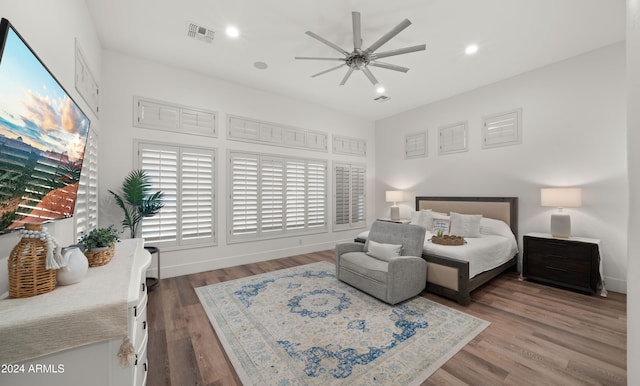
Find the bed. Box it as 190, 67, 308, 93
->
415, 196, 518, 305
357, 196, 519, 305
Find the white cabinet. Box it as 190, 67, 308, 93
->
0, 239, 151, 386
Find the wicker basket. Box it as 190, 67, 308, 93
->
8, 223, 57, 298
431, 235, 465, 246
85, 244, 115, 267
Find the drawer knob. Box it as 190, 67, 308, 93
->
143, 321, 147, 330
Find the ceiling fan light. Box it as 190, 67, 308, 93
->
376, 85, 385, 94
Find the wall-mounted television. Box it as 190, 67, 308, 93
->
0, 18, 90, 234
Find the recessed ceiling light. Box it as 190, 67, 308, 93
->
225, 26, 240, 38
254, 61, 268, 70
376, 85, 385, 94
465, 44, 479, 55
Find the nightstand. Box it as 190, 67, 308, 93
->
523, 233, 606, 295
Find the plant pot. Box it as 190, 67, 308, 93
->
85, 244, 115, 267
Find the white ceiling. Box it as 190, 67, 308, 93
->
85, 0, 625, 121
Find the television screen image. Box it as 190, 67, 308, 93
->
0, 18, 90, 234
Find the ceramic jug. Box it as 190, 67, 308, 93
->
57, 246, 89, 285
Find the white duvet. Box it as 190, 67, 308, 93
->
356, 218, 518, 278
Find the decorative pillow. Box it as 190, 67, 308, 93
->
449, 212, 482, 237
479, 217, 514, 238
430, 214, 451, 234
417, 209, 448, 231
366, 240, 402, 262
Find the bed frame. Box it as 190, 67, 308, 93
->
416, 196, 518, 305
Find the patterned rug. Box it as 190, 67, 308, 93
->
195, 262, 489, 385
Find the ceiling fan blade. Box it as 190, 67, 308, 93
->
295, 56, 346, 61
370, 61, 410, 73
305, 31, 349, 56
364, 19, 412, 54
312, 64, 347, 78
361, 67, 378, 85
340, 67, 355, 85
372, 44, 426, 59
352, 12, 362, 51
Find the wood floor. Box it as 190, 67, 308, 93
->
146, 250, 627, 385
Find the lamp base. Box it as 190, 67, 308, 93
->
550, 213, 571, 238
390, 206, 400, 221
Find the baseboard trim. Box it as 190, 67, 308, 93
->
603, 276, 627, 294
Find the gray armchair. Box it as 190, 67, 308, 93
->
336, 220, 427, 305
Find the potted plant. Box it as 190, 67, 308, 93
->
109, 169, 164, 239
78, 225, 120, 267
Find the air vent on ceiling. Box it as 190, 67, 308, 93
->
187, 22, 215, 43
373, 95, 390, 103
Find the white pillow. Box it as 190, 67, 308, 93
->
479, 217, 514, 238
366, 240, 402, 262
449, 212, 482, 237
409, 210, 421, 225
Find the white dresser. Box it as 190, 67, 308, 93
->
0, 239, 151, 386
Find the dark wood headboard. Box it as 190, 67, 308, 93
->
415, 196, 518, 238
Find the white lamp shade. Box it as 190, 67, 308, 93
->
385, 190, 403, 203
540, 188, 582, 208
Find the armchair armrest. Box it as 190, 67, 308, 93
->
335, 242, 365, 266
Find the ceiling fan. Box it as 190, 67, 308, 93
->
295, 11, 426, 86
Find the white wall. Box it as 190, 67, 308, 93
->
627, 0, 639, 383
99, 50, 375, 278
374, 43, 628, 293
0, 0, 102, 295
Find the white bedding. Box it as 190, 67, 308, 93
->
356, 226, 518, 278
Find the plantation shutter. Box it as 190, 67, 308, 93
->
285, 160, 306, 230
333, 163, 366, 229
260, 157, 284, 233
140, 143, 178, 243
307, 161, 326, 228
75, 129, 98, 238
230, 153, 259, 237
180, 148, 215, 244
405, 131, 427, 159
350, 165, 366, 226
482, 109, 522, 149
439, 122, 468, 155
229, 151, 327, 242
334, 164, 350, 226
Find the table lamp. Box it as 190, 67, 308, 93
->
540, 187, 582, 238
385, 190, 403, 221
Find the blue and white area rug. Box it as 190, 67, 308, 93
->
195, 262, 489, 385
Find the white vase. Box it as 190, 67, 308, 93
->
57, 247, 89, 285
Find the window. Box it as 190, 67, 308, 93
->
134, 96, 217, 137
228, 151, 327, 242
438, 121, 468, 155
227, 115, 328, 152
482, 108, 522, 149
75, 129, 98, 239
332, 135, 366, 157
405, 131, 428, 159
333, 163, 366, 229
137, 141, 216, 247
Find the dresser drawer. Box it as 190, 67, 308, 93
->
525, 259, 590, 288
